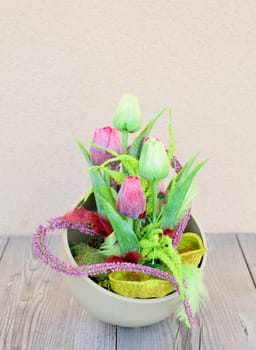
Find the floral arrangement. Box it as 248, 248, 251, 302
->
33, 94, 208, 328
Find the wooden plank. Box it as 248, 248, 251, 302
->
199, 234, 256, 350
1, 234, 256, 349
117, 317, 200, 350
104, 234, 256, 350
237, 234, 256, 287
0, 236, 116, 350
0, 236, 9, 260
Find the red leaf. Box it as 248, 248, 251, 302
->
106, 251, 141, 264
163, 228, 176, 239
64, 207, 113, 237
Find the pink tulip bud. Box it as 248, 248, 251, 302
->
117, 176, 146, 219
90, 126, 122, 165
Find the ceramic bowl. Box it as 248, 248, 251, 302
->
60, 216, 207, 327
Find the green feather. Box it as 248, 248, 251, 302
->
177, 264, 209, 324
100, 232, 122, 257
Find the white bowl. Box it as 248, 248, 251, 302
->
60, 216, 207, 327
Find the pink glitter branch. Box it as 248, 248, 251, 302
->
32, 215, 194, 325
172, 209, 192, 249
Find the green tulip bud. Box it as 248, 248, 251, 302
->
113, 94, 142, 133
139, 137, 170, 181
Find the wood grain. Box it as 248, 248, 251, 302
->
117, 317, 201, 350
0, 236, 9, 260
1, 234, 256, 350
237, 234, 256, 287
0, 235, 116, 350
199, 234, 256, 350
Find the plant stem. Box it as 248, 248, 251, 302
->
152, 180, 159, 224
122, 130, 128, 154
122, 130, 128, 174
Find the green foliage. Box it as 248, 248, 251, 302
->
77, 140, 115, 217
76, 188, 93, 208
140, 230, 185, 299
100, 232, 122, 257
161, 156, 207, 229
71, 243, 106, 265
102, 168, 126, 186
97, 195, 140, 254
167, 109, 176, 162
89, 150, 140, 177
177, 264, 209, 325
129, 107, 167, 158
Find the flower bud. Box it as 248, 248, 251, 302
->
113, 94, 142, 133
139, 137, 170, 181
90, 126, 121, 165
117, 176, 146, 219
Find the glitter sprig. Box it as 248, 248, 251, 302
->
32, 215, 194, 325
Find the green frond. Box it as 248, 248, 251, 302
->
139, 231, 185, 299
167, 109, 176, 162
100, 232, 122, 257
102, 168, 126, 186
89, 142, 120, 158
90, 153, 139, 177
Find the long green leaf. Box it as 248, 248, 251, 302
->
161, 159, 207, 229
175, 184, 198, 225
129, 107, 167, 158
98, 196, 140, 254
76, 140, 115, 217
176, 153, 199, 183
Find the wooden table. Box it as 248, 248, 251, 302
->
0, 234, 255, 350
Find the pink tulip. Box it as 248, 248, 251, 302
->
117, 176, 146, 219
90, 126, 122, 165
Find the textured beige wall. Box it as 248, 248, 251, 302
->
1, 1, 256, 235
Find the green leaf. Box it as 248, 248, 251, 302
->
161, 158, 207, 229
129, 107, 167, 158
97, 196, 140, 254
175, 184, 198, 225
76, 188, 93, 208
77, 139, 91, 161
76, 139, 115, 217
89, 142, 120, 158
176, 153, 199, 184
167, 109, 176, 162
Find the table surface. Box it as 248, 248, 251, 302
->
0, 234, 255, 350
